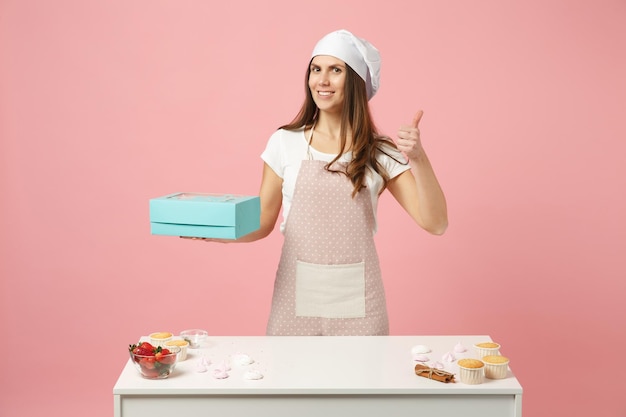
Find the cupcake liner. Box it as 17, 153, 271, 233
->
482, 355, 510, 379
474, 342, 500, 359
149, 332, 173, 347
459, 367, 484, 385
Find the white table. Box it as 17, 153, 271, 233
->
113, 335, 522, 417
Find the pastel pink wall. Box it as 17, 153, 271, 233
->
1, 0, 624, 415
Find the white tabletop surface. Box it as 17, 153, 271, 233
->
113, 335, 522, 396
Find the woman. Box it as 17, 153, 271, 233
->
203, 29, 447, 336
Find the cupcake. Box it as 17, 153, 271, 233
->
457, 358, 485, 385
482, 355, 510, 379
149, 332, 173, 347
474, 342, 500, 358
165, 339, 190, 361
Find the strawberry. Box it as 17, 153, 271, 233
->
129, 341, 176, 378
158, 353, 176, 365
139, 356, 156, 369
129, 343, 155, 357
141, 367, 159, 378
138, 342, 154, 351
153, 346, 176, 364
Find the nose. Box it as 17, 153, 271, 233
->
318, 70, 330, 85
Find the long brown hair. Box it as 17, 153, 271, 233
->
280, 62, 406, 197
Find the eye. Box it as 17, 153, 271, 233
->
332, 67, 342, 73
310, 66, 320, 72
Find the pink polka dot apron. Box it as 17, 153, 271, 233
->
266, 134, 389, 336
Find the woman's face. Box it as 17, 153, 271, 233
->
308, 55, 346, 115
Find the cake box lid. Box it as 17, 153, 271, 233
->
149, 192, 260, 227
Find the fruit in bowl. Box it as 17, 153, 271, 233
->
128, 342, 180, 379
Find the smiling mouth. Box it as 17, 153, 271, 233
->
318, 91, 333, 96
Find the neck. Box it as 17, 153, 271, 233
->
310, 114, 352, 154
314, 114, 347, 142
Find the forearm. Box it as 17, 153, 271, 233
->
408, 152, 448, 235
186, 163, 283, 244
223, 163, 283, 243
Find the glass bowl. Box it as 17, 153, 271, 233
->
180, 329, 208, 348
129, 345, 180, 379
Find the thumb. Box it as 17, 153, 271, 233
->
411, 110, 424, 128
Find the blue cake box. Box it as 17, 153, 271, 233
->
150, 193, 260, 239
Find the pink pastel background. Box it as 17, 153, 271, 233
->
1, 0, 625, 415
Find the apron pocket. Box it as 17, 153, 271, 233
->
295, 260, 366, 318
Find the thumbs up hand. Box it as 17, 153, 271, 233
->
395, 110, 424, 161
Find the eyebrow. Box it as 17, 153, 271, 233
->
310, 62, 346, 69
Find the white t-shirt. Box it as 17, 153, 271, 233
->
261, 127, 411, 234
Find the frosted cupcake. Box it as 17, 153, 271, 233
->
474, 342, 500, 358
482, 355, 510, 379
457, 359, 485, 385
